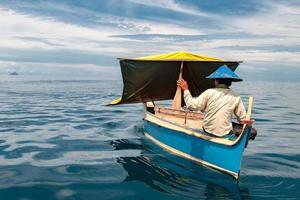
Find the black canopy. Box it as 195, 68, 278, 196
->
112, 59, 240, 105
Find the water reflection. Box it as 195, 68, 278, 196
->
112, 139, 249, 199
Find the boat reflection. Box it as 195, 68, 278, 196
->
111, 139, 250, 199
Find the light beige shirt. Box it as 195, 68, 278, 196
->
183, 86, 246, 136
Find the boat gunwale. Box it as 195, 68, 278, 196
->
144, 110, 251, 147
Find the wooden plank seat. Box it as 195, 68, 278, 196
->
154, 106, 204, 130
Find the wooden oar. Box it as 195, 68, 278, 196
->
241, 96, 253, 133
172, 61, 184, 110
245, 96, 253, 120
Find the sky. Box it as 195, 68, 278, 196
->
0, 0, 299, 81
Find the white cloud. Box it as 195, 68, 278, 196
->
226, 3, 300, 37
213, 3, 300, 63
0, 8, 119, 51
0, 6, 202, 53
127, 0, 219, 18
0, 1, 299, 70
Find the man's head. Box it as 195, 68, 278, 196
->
214, 78, 232, 87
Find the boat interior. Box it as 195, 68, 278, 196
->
154, 106, 204, 130
145, 101, 257, 141
145, 101, 205, 131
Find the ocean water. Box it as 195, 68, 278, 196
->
0, 75, 299, 200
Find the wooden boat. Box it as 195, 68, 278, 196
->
110, 51, 255, 180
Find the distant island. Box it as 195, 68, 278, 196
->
9, 72, 19, 75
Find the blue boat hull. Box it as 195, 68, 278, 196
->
144, 114, 251, 179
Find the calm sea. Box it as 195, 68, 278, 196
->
0, 75, 299, 200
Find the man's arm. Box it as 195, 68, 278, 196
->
234, 96, 255, 125
177, 78, 207, 111
234, 97, 246, 122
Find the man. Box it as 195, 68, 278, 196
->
177, 65, 251, 137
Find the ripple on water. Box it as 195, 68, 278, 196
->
73, 124, 95, 130
102, 120, 126, 129
254, 118, 275, 122
239, 175, 299, 200
242, 153, 300, 179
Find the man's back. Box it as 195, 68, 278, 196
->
183, 86, 246, 136
178, 65, 247, 137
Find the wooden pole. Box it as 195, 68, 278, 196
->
245, 96, 253, 120
172, 61, 184, 110
241, 96, 253, 133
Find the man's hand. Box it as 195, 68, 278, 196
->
177, 78, 189, 91
240, 119, 255, 126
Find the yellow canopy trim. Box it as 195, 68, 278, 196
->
133, 51, 223, 61
110, 97, 122, 105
